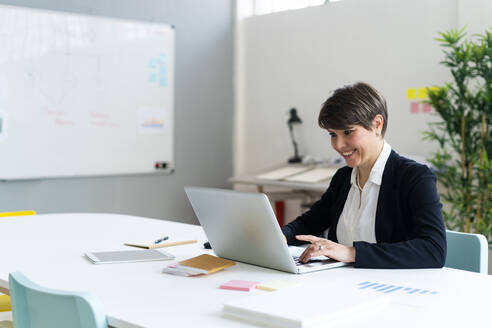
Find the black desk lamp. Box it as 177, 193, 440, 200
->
287, 108, 302, 163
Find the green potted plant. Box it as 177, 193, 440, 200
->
424, 27, 492, 246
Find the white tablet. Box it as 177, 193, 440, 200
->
85, 249, 174, 264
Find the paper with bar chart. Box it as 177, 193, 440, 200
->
358, 281, 438, 295
357, 281, 444, 308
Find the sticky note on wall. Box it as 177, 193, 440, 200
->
422, 103, 432, 113
428, 86, 439, 94
406, 88, 416, 100
417, 87, 428, 99
410, 102, 420, 113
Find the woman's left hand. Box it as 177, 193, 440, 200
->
296, 235, 356, 263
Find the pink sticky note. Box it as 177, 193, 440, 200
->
220, 280, 259, 291
410, 102, 420, 113
422, 103, 432, 113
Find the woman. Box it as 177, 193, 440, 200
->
281, 82, 446, 269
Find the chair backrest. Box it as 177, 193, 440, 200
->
9, 272, 107, 328
445, 230, 489, 274
0, 212, 35, 314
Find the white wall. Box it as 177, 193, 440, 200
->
458, 0, 492, 34
235, 0, 458, 176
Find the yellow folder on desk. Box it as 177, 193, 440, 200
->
179, 254, 236, 274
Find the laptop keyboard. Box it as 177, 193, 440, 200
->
293, 256, 302, 266
293, 255, 338, 266
292, 256, 325, 266
290, 246, 338, 266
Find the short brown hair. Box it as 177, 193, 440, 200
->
318, 82, 388, 136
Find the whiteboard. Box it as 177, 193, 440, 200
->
0, 5, 174, 180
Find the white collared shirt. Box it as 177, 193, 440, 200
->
336, 140, 392, 246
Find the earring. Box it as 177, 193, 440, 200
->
376, 131, 381, 137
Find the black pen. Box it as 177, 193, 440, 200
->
154, 236, 169, 244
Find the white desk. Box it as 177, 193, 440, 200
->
0, 213, 491, 328
229, 174, 330, 193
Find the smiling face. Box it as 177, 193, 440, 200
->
327, 117, 384, 171
318, 83, 389, 172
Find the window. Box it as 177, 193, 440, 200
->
252, 0, 329, 16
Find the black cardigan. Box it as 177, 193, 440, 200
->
281, 150, 446, 269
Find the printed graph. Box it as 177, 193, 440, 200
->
358, 281, 438, 295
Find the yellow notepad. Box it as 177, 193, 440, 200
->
124, 240, 197, 249
256, 280, 301, 291
179, 254, 236, 274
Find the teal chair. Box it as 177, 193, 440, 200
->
445, 230, 489, 274
9, 272, 107, 328
0, 210, 37, 314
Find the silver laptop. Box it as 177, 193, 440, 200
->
184, 187, 349, 274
